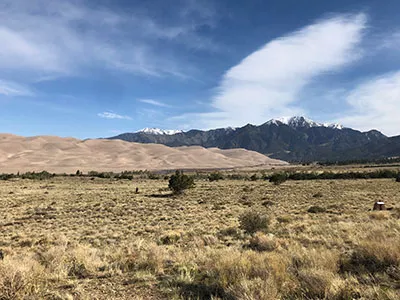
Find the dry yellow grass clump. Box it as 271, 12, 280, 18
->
0, 172, 400, 299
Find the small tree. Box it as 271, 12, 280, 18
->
168, 170, 195, 194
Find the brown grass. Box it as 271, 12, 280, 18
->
0, 172, 399, 299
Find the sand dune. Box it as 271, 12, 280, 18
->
0, 134, 287, 173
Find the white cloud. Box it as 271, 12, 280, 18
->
98, 112, 132, 120
173, 13, 366, 129
0, 80, 33, 96
139, 99, 170, 107
335, 71, 400, 136
0, 0, 217, 81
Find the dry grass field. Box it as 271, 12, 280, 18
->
0, 170, 400, 299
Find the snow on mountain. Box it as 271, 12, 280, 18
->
326, 123, 344, 130
138, 128, 183, 135
138, 117, 343, 136
267, 116, 344, 130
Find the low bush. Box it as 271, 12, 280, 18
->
269, 173, 287, 185
287, 170, 399, 181
208, 172, 224, 182
20, 171, 54, 180
0, 174, 14, 180
296, 269, 335, 299
250, 174, 258, 181
307, 206, 326, 213
159, 231, 181, 245
87, 171, 114, 178
248, 232, 278, 251
168, 170, 195, 195
218, 227, 241, 239
226, 174, 247, 180
238, 209, 270, 234
340, 240, 400, 275
116, 173, 133, 180
0, 257, 46, 299
148, 173, 160, 180
276, 215, 292, 223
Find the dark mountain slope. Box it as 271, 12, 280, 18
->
108, 117, 400, 162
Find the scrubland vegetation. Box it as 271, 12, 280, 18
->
0, 167, 399, 299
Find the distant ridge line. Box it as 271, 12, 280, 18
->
109, 116, 400, 162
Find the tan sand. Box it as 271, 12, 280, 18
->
0, 134, 288, 173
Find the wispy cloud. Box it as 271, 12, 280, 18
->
0, 80, 33, 96
98, 112, 132, 120
381, 31, 400, 50
139, 99, 170, 107
173, 13, 366, 129
0, 0, 218, 82
334, 71, 400, 136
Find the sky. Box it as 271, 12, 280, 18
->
1, 0, 400, 138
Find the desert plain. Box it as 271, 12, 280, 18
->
0, 164, 399, 299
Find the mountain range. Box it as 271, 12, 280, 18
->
108, 116, 400, 162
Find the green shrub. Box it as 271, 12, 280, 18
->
396, 173, 400, 182
20, 171, 54, 180
117, 173, 133, 180
226, 173, 247, 180
208, 172, 224, 182
238, 209, 270, 234
0, 174, 14, 180
307, 206, 326, 213
250, 174, 258, 181
87, 171, 113, 178
287, 170, 399, 181
148, 173, 160, 180
276, 215, 292, 223
218, 226, 241, 238
269, 173, 287, 185
168, 170, 195, 194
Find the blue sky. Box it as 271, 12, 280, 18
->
1, 0, 400, 138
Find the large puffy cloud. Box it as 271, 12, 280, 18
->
173, 13, 366, 129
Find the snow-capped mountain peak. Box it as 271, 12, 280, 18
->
138, 128, 183, 135
287, 116, 321, 128
267, 116, 344, 130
